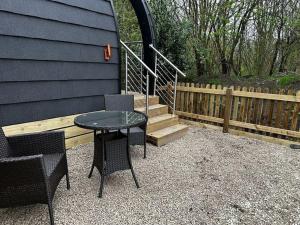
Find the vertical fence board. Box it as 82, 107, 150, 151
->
239, 87, 248, 123
198, 84, 205, 114
258, 87, 265, 125
275, 89, 285, 128
253, 87, 261, 124
209, 85, 216, 117
167, 82, 173, 112
268, 99, 275, 127
194, 83, 200, 114
262, 88, 270, 126
180, 82, 185, 112
223, 88, 233, 133
215, 85, 222, 118
185, 83, 190, 113
246, 87, 255, 124
189, 83, 195, 113
283, 90, 294, 130
176, 82, 181, 111
203, 84, 210, 115
232, 86, 240, 120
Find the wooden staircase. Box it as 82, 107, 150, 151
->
121, 42, 189, 146
134, 95, 189, 146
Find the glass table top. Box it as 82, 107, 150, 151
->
74, 111, 146, 130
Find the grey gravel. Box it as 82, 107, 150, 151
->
1, 127, 300, 225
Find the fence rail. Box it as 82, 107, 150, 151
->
175, 83, 300, 142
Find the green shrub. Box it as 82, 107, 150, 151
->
208, 78, 222, 85
277, 75, 300, 87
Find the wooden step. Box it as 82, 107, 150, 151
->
147, 114, 179, 133
134, 95, 159, 108
147, 124, 189, 146
135, 104, 168, 118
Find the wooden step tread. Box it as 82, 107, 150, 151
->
134, 95, 157, 101
148, 114, 177, 124
148, 124, 189, 138
147, 114, 179, 133
135, 104, 167, 112
134, 95, 159, 108
135, 104, 169, 118
121, 91, 144, 96
147, 124, 189, 146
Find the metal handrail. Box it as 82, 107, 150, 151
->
121, 40, 158, 115
149, 44, 186, 77
121, 41, 157, 78
122, 41, 186, 116
149, 44, 187, 115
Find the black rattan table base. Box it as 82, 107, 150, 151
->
88, 129, 139, 198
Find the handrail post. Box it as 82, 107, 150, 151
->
153, 52, 158, 96
140, 46, 143, 94
146, 71, 149, 115
125, 50, 128, 94
173, 71, 178, 115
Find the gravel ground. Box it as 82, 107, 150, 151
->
1, 127, 300, 225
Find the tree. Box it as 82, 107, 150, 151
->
113, 0, 141, 42
149, 0, 190, 74
114, 0, 300, 81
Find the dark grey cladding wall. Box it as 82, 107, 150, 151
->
0, 0, 121, 126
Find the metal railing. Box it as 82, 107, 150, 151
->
120, 40, 157, 115
149, 44, 186, 115
121, 40, 186, 115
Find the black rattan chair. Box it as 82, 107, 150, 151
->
104, 95, 148, 158
0, 128, 70, 225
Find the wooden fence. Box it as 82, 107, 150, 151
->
175, 83, 300, 145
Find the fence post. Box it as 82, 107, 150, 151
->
223, 88, 233, 133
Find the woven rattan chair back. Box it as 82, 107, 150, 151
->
105, 95, 134, 112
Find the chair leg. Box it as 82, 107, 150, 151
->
66, 172, 70, 190
98, 175, 105, 198
88, 165, 94, 178
48, 201, 55, 225
130, 167, 140, 189
143, 142, 147, 159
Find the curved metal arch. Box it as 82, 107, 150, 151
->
129, 0, 156, 61
129, 0, 156, 92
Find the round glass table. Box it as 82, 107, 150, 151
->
74, 111, 147, 198
74, 111, 147, 131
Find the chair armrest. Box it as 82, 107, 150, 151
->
0, 155, 47, 187
7, 131, 66, 157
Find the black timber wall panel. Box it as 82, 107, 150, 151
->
0, 0, 120, 126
